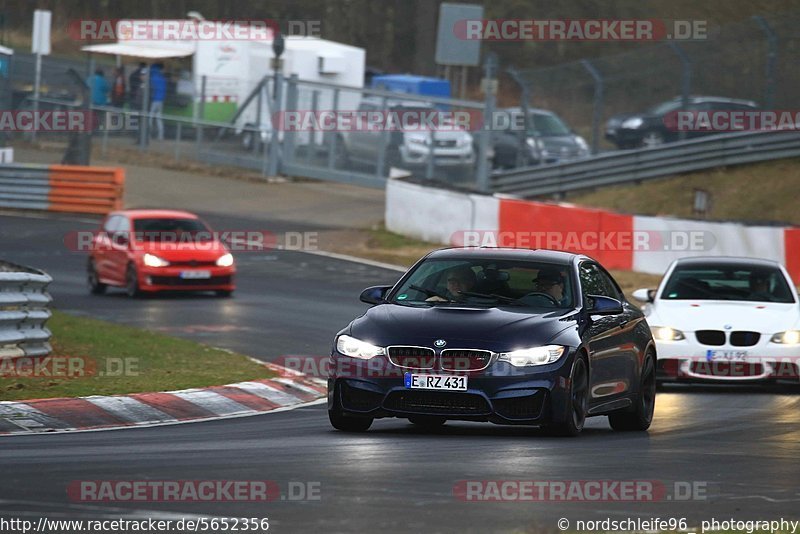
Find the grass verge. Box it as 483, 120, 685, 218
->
567, 158, 800, 225
0, 310, 274, 402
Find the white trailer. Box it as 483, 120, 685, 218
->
82, 19, 365, 141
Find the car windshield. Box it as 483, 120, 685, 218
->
132, 218, 212, 241
661, 264, 795, 303
528, 113, 571, 136
390, 259, 574, 309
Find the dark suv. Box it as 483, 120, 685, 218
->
605, 96, 759, 149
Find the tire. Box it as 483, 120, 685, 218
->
609, 354, 656, 432
408, 415, 446, 429
215, 290, 233, 298
328, 385, 373, 432
125, 264, 142, 298
87, 259, 106, 295
547, 356, 589, 437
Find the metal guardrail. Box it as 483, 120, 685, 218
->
491, 129, 800, 198
0, 261, 53, 360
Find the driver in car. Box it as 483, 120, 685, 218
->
748, 271, 774, 301
426, 266, 477, 302
528, 268, 566, 306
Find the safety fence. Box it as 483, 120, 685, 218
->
0, 163, 124, 214
490, 129, 800, 198
0, 261, 52, 360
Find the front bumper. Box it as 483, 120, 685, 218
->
655, 339, 800, 383
328, 350, 576, 425
137, 265, 235, 292
399, 145, 476, 167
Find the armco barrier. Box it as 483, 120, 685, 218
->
386, 178, 799, 281
0, 261, 53, 360
0, 164, 124, 215
491, 129, 800, 198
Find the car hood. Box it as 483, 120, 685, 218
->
133, 240, 229, 261
349, 303, 576, 351
648, 300, 800, 334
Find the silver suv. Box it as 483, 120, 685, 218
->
338, 98, 475, 170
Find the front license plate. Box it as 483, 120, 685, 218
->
706, 350, 748, 361
404, 373, 467, 391
180, 270, 211, 279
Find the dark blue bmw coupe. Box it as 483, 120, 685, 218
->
328, 248, 656, 436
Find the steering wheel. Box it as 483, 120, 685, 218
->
523, 291, 560, 306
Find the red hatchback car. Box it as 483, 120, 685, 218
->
87, 209, 236, 297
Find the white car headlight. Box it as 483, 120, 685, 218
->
574, 135, 589, 151
143, 253, 169, 267
407, 136, 429, 146
621, 117, 644, 129
498, 345, 566, 367
336, 335, 386, 360
216, 253, 234, 267
770, 331, 800, 344
651, 326, 685, 341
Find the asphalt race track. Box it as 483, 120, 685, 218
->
1, 213, 799, 532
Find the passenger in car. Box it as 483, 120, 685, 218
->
426, 266, 477, 302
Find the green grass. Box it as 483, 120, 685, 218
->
567, 158, 800, 225
0, 310, 274, 401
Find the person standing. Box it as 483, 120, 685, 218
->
149, 63, 166, 141
110, 66, 126, 108
88, 68, 109, 106
128, 62, 146, 110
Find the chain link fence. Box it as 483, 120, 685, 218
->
506, 12, 800, 152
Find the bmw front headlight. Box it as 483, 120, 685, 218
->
651, 326, 685, 341
336, 335, 386, 360
143, 253, 170, 267
216, 253, 234, 267
770, 331, 800, 344
621, 117, 644, 129
498, 345, 566, 367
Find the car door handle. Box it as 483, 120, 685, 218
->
619, 320, 628, 329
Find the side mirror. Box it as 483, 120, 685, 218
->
360, 285, 391, 305
587, 295, 624, 315
632, 288, 655, 303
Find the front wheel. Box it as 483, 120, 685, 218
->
609, 354, 656, 431
547, 356, 589, 437
126, 264, 142, 298
329, 386, 373, 432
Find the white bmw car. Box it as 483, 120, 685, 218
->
633, 257, 800, 384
